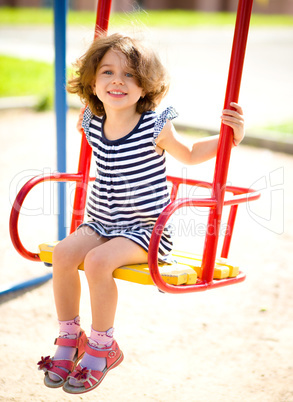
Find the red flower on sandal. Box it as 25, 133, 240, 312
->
74, 367, 89, 381
37, 356, 53, 371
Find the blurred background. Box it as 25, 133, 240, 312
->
1, 0, 293, 14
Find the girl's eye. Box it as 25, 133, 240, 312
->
125, 72, 133, 78
103, 70, 112, 75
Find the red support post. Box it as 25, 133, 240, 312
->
69, 0, 112, 233
200, 0, 254, 283
95, 0, 112, 36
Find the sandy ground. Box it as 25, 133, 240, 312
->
1, 109, 293, 402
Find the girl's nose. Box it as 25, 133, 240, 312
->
112, 73, 124, 85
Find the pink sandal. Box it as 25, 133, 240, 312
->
63, 340, 124, 394
37, 330, 87, 388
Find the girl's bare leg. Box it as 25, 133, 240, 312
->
52, 226, 108, 321
67, 236, 148, 388
46, 227, 109, 383
83, 236, 148, 331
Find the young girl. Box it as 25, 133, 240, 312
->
37, 33, 244, 394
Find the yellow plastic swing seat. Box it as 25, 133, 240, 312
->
38, 242, 239, 286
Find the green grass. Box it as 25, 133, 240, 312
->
1, 55, 293, 133
1, 7, 293, 115
0, 55, 53, 110
266, 121, 293, 135
110, 9, 293, 27
0, 6, 293, 27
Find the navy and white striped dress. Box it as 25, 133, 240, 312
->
80, 105, 178, 260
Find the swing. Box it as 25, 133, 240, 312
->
9, 0, 260, 294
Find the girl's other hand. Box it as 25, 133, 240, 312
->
77, 107, 86, 134
221, 102, 245, 146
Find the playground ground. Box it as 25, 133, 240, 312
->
1, 108, 293, 401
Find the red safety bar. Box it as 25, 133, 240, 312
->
9, 0, 260, 293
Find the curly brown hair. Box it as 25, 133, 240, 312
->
67, 33, 170, 116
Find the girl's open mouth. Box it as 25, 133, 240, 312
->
108, 91, 127, 97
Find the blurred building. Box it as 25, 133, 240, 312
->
1, 0, 293, 14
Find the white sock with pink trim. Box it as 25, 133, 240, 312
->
68, 326, 114, 387
48, 316, 81, 382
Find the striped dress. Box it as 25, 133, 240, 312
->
80, 105, 178, 260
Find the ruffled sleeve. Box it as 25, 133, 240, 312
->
153, 106, 178, 146
81, 106, 93, 146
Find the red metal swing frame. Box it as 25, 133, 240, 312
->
9, 0, 260, 294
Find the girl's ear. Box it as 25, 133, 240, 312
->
91, 78, 97, 95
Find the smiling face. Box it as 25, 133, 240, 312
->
93, 49, 145, 115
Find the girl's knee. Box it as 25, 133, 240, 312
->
53, 238, 77, 269
53, 240, 66, 264
83, 249, 112, 280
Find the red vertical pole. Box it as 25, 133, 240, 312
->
221, 204, 238, 258
70, 0, 112, 233
95, 0, 112, 36
201, 0, 253, 283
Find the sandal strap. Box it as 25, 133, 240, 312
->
47, 360, 75, 381
54, 330, 87, 350
69, 364, 104, 389
83, 369, 103, 389
52, 359, 75, 371
84, 341, 120, 368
